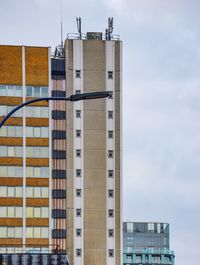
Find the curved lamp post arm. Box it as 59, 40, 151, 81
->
0, 91, 111, 128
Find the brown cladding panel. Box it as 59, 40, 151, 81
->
0, 238, 22, 246
0, 97, 22, 106
0, 218, 22, 226
26, 198, 49, 207
26, 138, 49, 146
26, 178, 49, 187
0, 157, 22, 166
26, 218, 49, 227
25, 47, 49, 86
26, 118, 49, 127
26, 158, 49, 167
0, 117, 23, 126
0, 45, 22, 85
0, 137, 22, 146
0, 198, 22, 206
0, 177, 22, 186
26, 238, 48, 246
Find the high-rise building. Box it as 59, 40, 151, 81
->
123, 222, 175, 265
0, 25, 122, 265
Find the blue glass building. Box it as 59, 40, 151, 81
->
123, 222, 175, 265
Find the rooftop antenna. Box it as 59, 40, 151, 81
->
54, 0, 65, 58
61, 0, 63, 46
76, 17, 82, 39
106, 17, 114, 40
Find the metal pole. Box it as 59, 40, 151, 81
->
0, 91, 111, 128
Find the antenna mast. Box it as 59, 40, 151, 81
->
61, 0, 63, 46
105, 17, 114, 40
76, 17, 82, 39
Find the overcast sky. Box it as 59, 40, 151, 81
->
1, 0, 200, 264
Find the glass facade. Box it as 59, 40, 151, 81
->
123, 222, 175, 265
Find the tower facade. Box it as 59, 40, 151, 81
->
65, 38, 122, 265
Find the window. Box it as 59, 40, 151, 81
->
127, 223, 133, 233
108, 71, 113, 79
108, 170, 114, 178
108, 91, 113, 99
108, 130, 113, 138
108, 111, 113, 119
7, 228, 15, 238
76, 228, 81, 237
108, 249, 114, 257
108, 229, 114, 237
108, 209, 114, 217
76, 169, 81, 177
76, 130, 81, 137
76, 209, 81, 217
0, 85, 22, 97
26, 86, 48, 97
75, 70, 81, 78
108, 150, 113, 158
7, 187, 15, 197
76, 248, 82, 257
76, 110, 81, 118
75, 90, 81, 94
76, 149, 81, 157
76, 189, 81, 197
108, 189, 114, 197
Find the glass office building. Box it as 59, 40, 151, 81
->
123, 222, 175, 265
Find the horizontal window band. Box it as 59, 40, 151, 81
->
52, 130, 66, 139
52, 170, 66, 179
52, 150, 66, 159
51, 90, 66, 97
52, 190, 66, 199
52, 229, 66, 239
52, 209, 66, 219
52, 110, 66, 120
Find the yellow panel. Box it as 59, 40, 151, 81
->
25, 47, 49, 86
0, 45, 22, 85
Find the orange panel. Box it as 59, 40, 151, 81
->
26, 218, 49, 227
26, 198, 49, 207
26, 97, 49, 107
26, 138, 49, 147
0, 198, 22, 206
0, 96, 22, 105
0, 117, 23, 126
26, 158, 49, 167
26, 118, 49, 127
0, 45, 22, 85
26, 238, 48, 246
0, 137, 22, 146
25, 47, 49, 86
26, 178, 49, 187
0, 177, 22, 186
0, 218, 22, 226
0, 157, 23, 166
0, 238, 22, 246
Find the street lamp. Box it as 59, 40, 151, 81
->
0, 91, 111, 128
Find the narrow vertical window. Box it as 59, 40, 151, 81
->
75, 70, 81, 78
